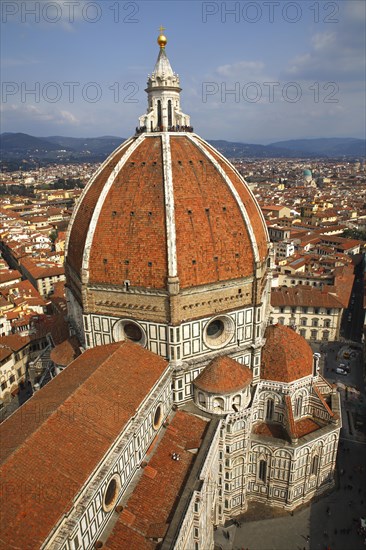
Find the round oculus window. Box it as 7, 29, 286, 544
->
123, 323, 142, 342
153, 404, 163, 430
112, 320, 146, 346
204, 316, 235, 349
103, 474, 121, 512
206, 319, 224, 338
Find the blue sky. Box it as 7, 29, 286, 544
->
1, 0, 365, 143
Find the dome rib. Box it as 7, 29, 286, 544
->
193, 135, 269, 263
65, 137, 135, 277
82, 133, 147, 282
188, 134, 260, 265
161, 133, 178, 280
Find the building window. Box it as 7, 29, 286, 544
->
302, 307, 308, 313
113, 319, 146, 346
311, 330, 317, 340
311, 455, 319, 476
266, 399, 274, 421
213, 397, 225, 411
326, 309, 332, 315
1, 381, 7, 391
124, 323, 143, 341
9, 375, 15, 384
204, 315, 235, 349
300, 318, 307, 326
157, 99, 162, 127
103, 474, 121, 512
324, 319, 331, 328
278, 317, 285, 325
300, 329, 306, 338
198, 392, 206, 407
322, 331, 330, 341
258, 460, 267, 483
168, 99, 172, 127
312, 319, 318, 327
153, 404, 163, 430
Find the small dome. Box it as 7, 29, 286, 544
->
194, 356, 253, 394
261, 324, 313, 383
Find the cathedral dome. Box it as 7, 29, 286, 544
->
65, 133, 268, 291
261, 324, 313, 383
65, 33, 270, 350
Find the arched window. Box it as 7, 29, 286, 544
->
266, 398, 274, 421
311, 455, 319, 475
198, 392, 206, 407
213, 397, 225, 411
259, 460, 267, 483
157, 100, 162, 128
232, 394, 241, 408
312, 319, 318, 327
168, 99, 172, 127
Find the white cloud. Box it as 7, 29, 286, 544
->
0, 103, 79, 126
216, 61, 265, 78
58, 110, 79, 125
311, 32, 336, 51
285, 1, 365, 82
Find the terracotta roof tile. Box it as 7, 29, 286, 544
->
261, 324, 313, 382
252, 422, 289, 440
0, 341, 168, 549
66, 134, 268, 290
294, 417, 321, 438
49, 335, 81, 366
194, 355, 252, 394
67, 141, 131, 277
105, 410, 208, 549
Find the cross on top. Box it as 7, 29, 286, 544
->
159, 25, 166, 33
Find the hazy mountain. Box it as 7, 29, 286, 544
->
0, 133, 69, 152
1, 134, 365, 165
208, 140, 304, 159
45, 136, 124, 154
270, 138, 366, 157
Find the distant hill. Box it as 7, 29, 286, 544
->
270, 138, 366, 157
208, 140, 303, 159
0, 133, 126, 165
1, 133, 365, 166
45, 135, 124, 154
0, 132, 68, 152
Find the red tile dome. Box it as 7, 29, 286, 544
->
261, 324, 313, 383
65, 133, 268, 291
194, 355, 253, 394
